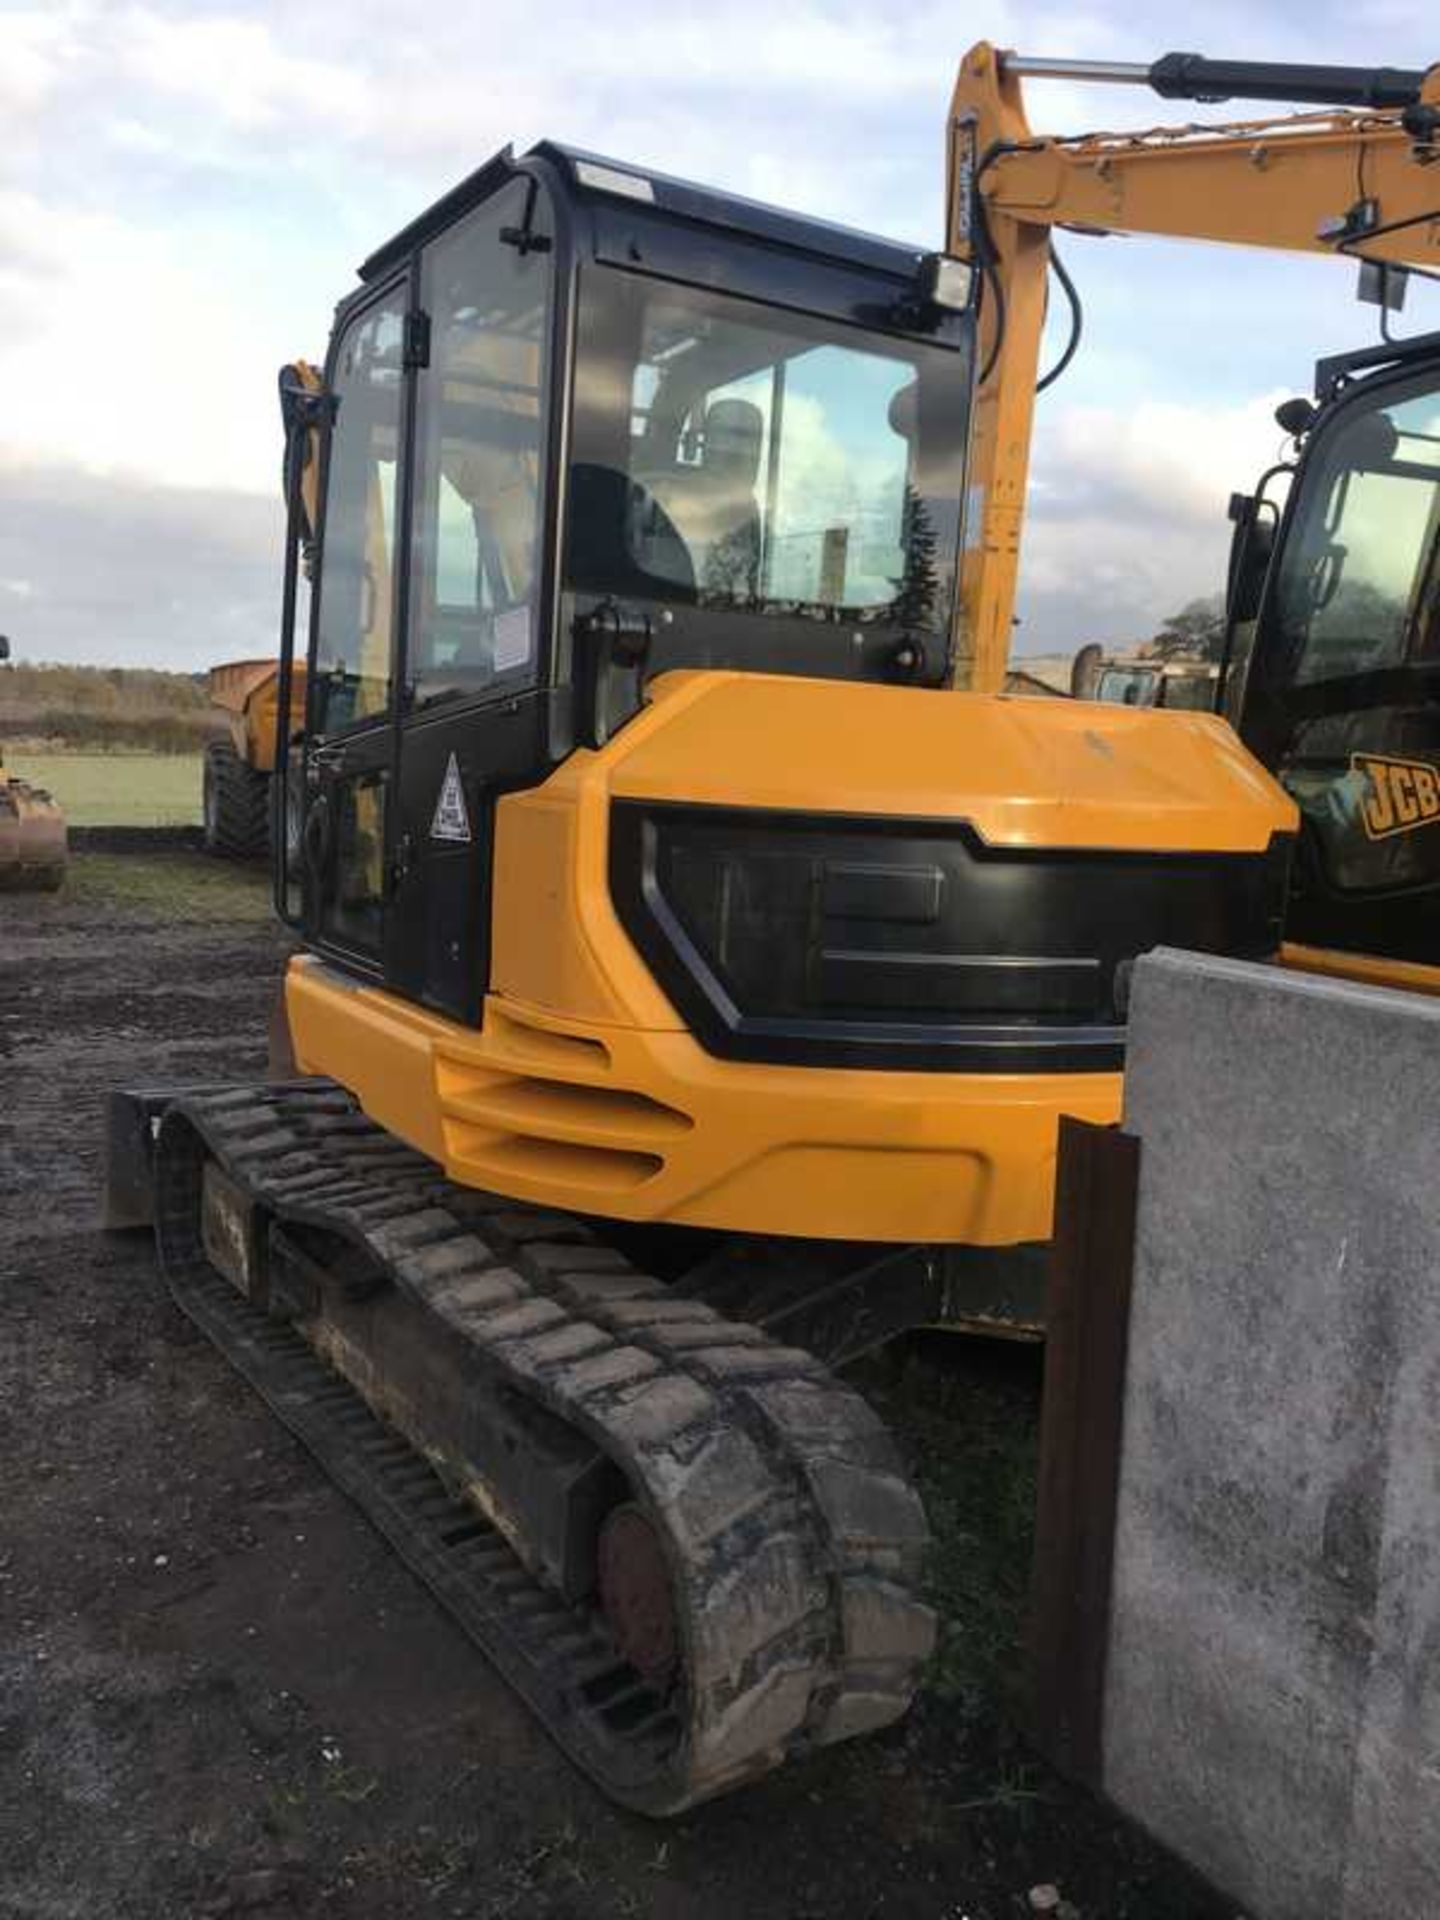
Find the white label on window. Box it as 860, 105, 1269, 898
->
494, 605, 532, 674
430, 752, 471, 844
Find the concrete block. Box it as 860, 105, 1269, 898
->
1105, 948, 1440, 1920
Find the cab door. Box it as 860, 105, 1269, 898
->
301, 285, 407, 973
383, 178, 556, 1024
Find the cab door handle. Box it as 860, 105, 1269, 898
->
389, 830, 418, 896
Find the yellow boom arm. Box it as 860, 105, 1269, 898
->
946, 42, 1440, 691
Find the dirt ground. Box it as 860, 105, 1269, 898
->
1, 848, 1228, 1920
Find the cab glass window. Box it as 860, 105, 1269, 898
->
1096, 666, 1159, 707
626, 327, 921, 613
407, 181, 552, 707
1273, 382, 1440, 687
312, 294, 404, 735
566, 268, 970, 686
318, 769, 388, 953
1160, 672, 1217, 711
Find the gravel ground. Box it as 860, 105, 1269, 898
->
0, 850, 1227, 1920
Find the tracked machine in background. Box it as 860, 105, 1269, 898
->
112, 140, 1294, 1809
0, 637, 67, 891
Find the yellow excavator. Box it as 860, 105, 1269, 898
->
949, 43, 1440, 992
0, 637, 67, 891
111, 115, 1299, 1808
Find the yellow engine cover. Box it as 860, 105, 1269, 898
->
286, 671, 1295, 1246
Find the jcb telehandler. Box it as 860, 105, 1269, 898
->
110, 139, 1293, 1810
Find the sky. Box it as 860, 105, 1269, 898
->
2, 0, 1437, 670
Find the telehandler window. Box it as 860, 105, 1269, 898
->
1273, 379, 1440, 687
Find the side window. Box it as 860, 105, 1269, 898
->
408, 182, 552, 707
1097, 667, 1158, 708
312, 294, 404, 734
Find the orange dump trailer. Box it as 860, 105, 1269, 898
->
203, 659, 306, 859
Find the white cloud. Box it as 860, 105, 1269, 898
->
0, 8, 78, 123
1014, 390, 1293, 650
113, 7, 371, 132
1, 0, 1433, 671
0, 188, 297, 492
1042, 389, 1292, 528
0, 456, 279, 668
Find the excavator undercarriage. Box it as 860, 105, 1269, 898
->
151, 1081, 932, 1812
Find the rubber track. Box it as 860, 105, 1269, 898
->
153, 1082, 934, 1814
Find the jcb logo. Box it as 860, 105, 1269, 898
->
1352, 752, 1440, 840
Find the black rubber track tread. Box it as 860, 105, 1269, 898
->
203, 737, 270, 861
153, 1081, 934, 1814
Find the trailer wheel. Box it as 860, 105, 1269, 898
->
202, 737, 270, 861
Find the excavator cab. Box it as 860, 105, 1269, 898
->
275, 144, 973, 1026
1227, 341, 1440, 973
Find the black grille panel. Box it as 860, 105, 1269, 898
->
610, 802, 1292, 1074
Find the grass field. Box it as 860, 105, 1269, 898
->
6, 752, 202, 827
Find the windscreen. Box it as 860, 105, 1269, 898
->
1096, 666, 1160, 707
565, 267, 971, 686
1269, 377, 1440, 691
1159, 672, 1218, 712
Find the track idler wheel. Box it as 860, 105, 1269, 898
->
598, 1503, 680, 1691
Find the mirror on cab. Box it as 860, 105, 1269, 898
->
1226, 490, 1278, 626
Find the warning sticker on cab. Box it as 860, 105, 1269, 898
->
430, 752, 471, 844
1352, 751, 1440, 840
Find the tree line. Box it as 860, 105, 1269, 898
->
0, 662, 217, 753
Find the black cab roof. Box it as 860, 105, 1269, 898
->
359, 139, 929, 287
